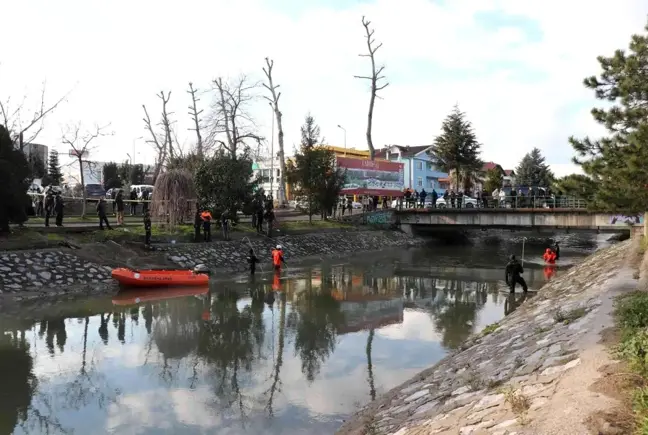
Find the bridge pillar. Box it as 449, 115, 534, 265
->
401, 223, 414, 237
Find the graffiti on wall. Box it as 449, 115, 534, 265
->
365, 211, 393, 225
609, 215, 644, 225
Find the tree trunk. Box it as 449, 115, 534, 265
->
366, 81, 377, 161
79, 156, 87, 217
274, 107, 288, 207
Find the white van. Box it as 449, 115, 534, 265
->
131, 185, 154, 199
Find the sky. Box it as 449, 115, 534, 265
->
2, 0, 647, 179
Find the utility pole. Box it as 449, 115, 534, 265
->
337, 125, 346, 156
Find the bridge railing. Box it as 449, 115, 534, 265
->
393, 195, 589, 210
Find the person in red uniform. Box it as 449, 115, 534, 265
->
271, 245, 286, 272
543, 248, 556, 264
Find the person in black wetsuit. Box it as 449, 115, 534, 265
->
247, 249, 259, 275
144, 210, 152, 246
552, 241, 560, 260
505, 254, 528, 293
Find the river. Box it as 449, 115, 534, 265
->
0, 233, 612, 435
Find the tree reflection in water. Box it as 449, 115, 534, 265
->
292, 287, 345, 383
0, 331, 37, 434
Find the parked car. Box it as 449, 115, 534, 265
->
131, 184, 154, 199
434, 195, 478, 208
85, 184, 106, 200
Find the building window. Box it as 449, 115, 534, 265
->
427, 162, 434, 171
428, 179, 435, 188
417, 177, 423, 187
416, 161, 423, 170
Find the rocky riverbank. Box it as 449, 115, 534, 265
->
0, 230, 421, 297
337, 239, 637, 435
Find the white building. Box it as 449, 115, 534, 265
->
252, 157, 283, 199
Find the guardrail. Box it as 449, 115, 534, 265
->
393, 195, 589, 210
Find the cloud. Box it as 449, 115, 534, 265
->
1, 0, 647, 174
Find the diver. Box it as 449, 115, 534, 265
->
271, 244, 287, 272
247, 248, 259, 275
552, 241, 560, 260
505, 254, 528, 294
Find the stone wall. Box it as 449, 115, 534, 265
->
0, 230, 419, 295
166, 230, 418, 272
0, 251, 113, 293
336, 240, 633, 435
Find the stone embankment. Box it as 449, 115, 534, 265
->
337, 240, 636, 435
0, 230, 420, 295
166, 230, 419, 272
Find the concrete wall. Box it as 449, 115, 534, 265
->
396, 209, 644, 233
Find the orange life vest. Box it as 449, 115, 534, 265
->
200, 211, 212, 221
272, 249, 283, 267
543, 249, 556, 263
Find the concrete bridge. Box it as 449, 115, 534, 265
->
394, 208, 646, 236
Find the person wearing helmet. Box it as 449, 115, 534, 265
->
271, 245, 286, 272
505, 254, 527, 293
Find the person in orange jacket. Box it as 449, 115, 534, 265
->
271, 245, 286, 272
543, 247, 556, 264
200, 209, 213, 242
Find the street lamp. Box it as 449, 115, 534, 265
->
337, 125, 346, 156
132, 136, 143, 165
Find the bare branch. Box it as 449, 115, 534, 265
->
355, 15, 389, 160
262, 57, 288, 205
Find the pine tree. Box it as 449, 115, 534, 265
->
569, 19, 648, 212
286, 114, 345, 222
130, 164, 145, 185
430, 105, 482, 191
514, 148, 554, 187
0, 125, 31, 232
483, 167, 504, 193
102, 162, 121, 190
47, 150, 63, 185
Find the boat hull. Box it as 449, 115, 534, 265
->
111, 268, 209, 288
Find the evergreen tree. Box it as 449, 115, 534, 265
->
286, 114, 346, 223
430, 105, 482, 191
102, 162, 121, 190
483, 167, 504, 193
0, 125, 31, 233
552, 174, 598, 198
569, 19, 648, 212
47, 150, 63, 185
118, 161, 131, 185
514, 148, 554, 187
130, 164, 145, 185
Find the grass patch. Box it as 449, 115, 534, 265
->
553, 307, 587, 325
499, 385, 531, 425
481, 322, 500, 336
613, 291, 648, 433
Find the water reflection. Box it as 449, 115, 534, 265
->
0, 255, 568, 435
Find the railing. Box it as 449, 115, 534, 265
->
393, 195, 589, 211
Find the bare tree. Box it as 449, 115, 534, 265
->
354, 16, 389, 160
61, 123, 111, 217
262, 58, 288, 207
187, 82, 204, 157
207, 76, 263, 160
142, 91, 175, 183
0, 78, 72, 149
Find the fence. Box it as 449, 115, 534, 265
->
394, 195, 589, 210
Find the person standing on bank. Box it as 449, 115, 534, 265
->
505, 254, 528, 293
201, 208, 213, 242
54, 192, 64, 226
144, 210, 152, 246
193, 204, 202, 242
44, 191, 55, 227
96, 197, 112, 230
115, 190, 125, 225
220, 209, 230, 241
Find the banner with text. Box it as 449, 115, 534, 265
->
336, 156, 405, 196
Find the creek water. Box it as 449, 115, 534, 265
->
0, 233, 613, 435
